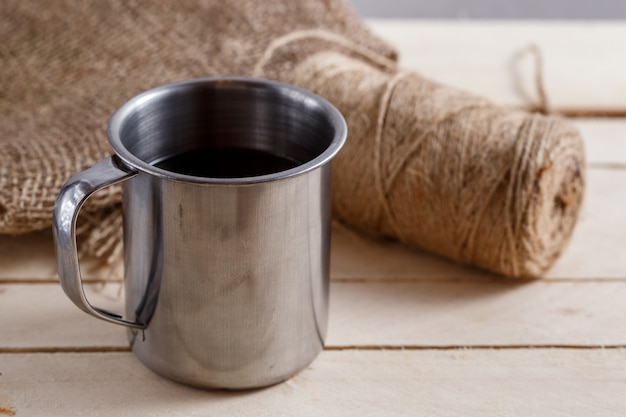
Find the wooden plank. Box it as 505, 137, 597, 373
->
0, 231, 59, 281
0, 349, 624, 416
0, 283, 127, 349
327, 281, 626, 347
368, 20, 626, 112
3, 280, 625, 349
0, 230, 122, 281
332, 223, 493, 280
1, 167, 624, 282
574, 118, 626, 167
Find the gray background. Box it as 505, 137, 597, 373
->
351, 0, 626, 19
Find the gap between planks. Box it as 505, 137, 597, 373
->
587, 162, 626, 170
3, 344, 626, 354
330, 276, 626, 283
0, 278, 121, 284
543, 109, 626, 118
521, 108, 626, 118
4, 276, 626, 284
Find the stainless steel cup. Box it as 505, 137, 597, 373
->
53, 77, 347, 389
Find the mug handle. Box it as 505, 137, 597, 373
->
53, 156, 144, 329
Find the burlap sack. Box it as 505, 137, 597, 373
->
0, 0, 395, 260
1, 0, 585, 277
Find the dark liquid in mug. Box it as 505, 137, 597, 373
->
153, 147, 302, 178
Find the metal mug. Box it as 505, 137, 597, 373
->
53, 77, 347, 389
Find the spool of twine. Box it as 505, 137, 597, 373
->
256, 31, 586, 278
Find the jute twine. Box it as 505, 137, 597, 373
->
254, 31, 585, 277
1, 1, 585, 277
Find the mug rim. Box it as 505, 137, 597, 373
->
107, 77, 347, 185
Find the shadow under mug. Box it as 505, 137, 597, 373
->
53, 77, 347, 389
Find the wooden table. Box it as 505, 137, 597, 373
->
1, 20, 625, 416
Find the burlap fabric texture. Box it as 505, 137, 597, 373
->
0, 0, 585, 277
